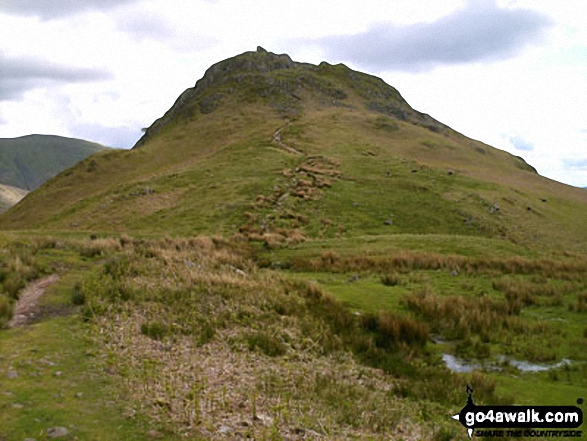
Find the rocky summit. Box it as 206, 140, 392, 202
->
135, 47, 447, 149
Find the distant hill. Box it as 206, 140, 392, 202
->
1, 49, 586, 251
0, 183, 27, 213
0, 134, 107, 191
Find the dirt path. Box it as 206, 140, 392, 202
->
272, 123, 303, 155
9, 274, 60, 328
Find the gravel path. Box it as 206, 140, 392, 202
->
8, 274, 60, 328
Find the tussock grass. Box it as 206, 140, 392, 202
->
73, 235, 505, 437
295, 249, 587, 279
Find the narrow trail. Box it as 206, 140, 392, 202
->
272, 122, 303, 155
9, 274, 60, 328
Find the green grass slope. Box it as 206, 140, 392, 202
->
0, 134, 108, 191
1, 49, 586, 252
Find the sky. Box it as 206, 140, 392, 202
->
0, 0, 586, 187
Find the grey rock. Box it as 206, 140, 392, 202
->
47, 427, 69, 438
6, 371, 18, 379
489, 204, 500, 213
218, 425, 231, 434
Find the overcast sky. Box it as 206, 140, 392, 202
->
0, 0, 585, 187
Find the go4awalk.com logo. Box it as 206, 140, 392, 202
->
451, 386, 584, 439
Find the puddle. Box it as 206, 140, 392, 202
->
442, 354, 481, 373
498, 356, 571, 372
442, 354, 572, 373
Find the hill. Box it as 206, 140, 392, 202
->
0, 134, 107, 191
1, 48, 585, 252
0, 183, 28, 213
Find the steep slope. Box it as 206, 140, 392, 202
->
0, 183, 28, 213
1, 48, 585, 250
0, 134, 107, 190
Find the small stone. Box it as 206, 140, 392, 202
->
24, 438, 37, 441
254, 413, 273, 425
450, 270, 459, 277
47, 427, 69, 438
384, 219, 393, 225
54, 371, 63, 377
12, 403, 24, 409
75, 392, 83, 398
6, 371, 18, 379
147, 429, 163, 438
218, 425, 231, 434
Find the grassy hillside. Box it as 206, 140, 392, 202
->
1, 49, 585, 253
0, 134, 107, 191
0, 183, 27, 213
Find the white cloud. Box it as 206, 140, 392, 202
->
304, 0, 552, 72
0, 0, 142, 20
0, 51, 112, 101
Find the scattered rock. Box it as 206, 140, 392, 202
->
147, 429, 164, 438
5, 371, 18, 379
11, 403, 24, 409
254, 413, 274, 425
54, 371, 63, 377
383, 219, 393, 225
75, 392, 83, 398
47, 427, 69, 438
489, 204, 500, 214
450, 270, 459, 277
24, 438, 37, 441
218, 425, 231, 435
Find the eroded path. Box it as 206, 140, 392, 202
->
8, 273, 60, 327
272, 121, 303, 155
